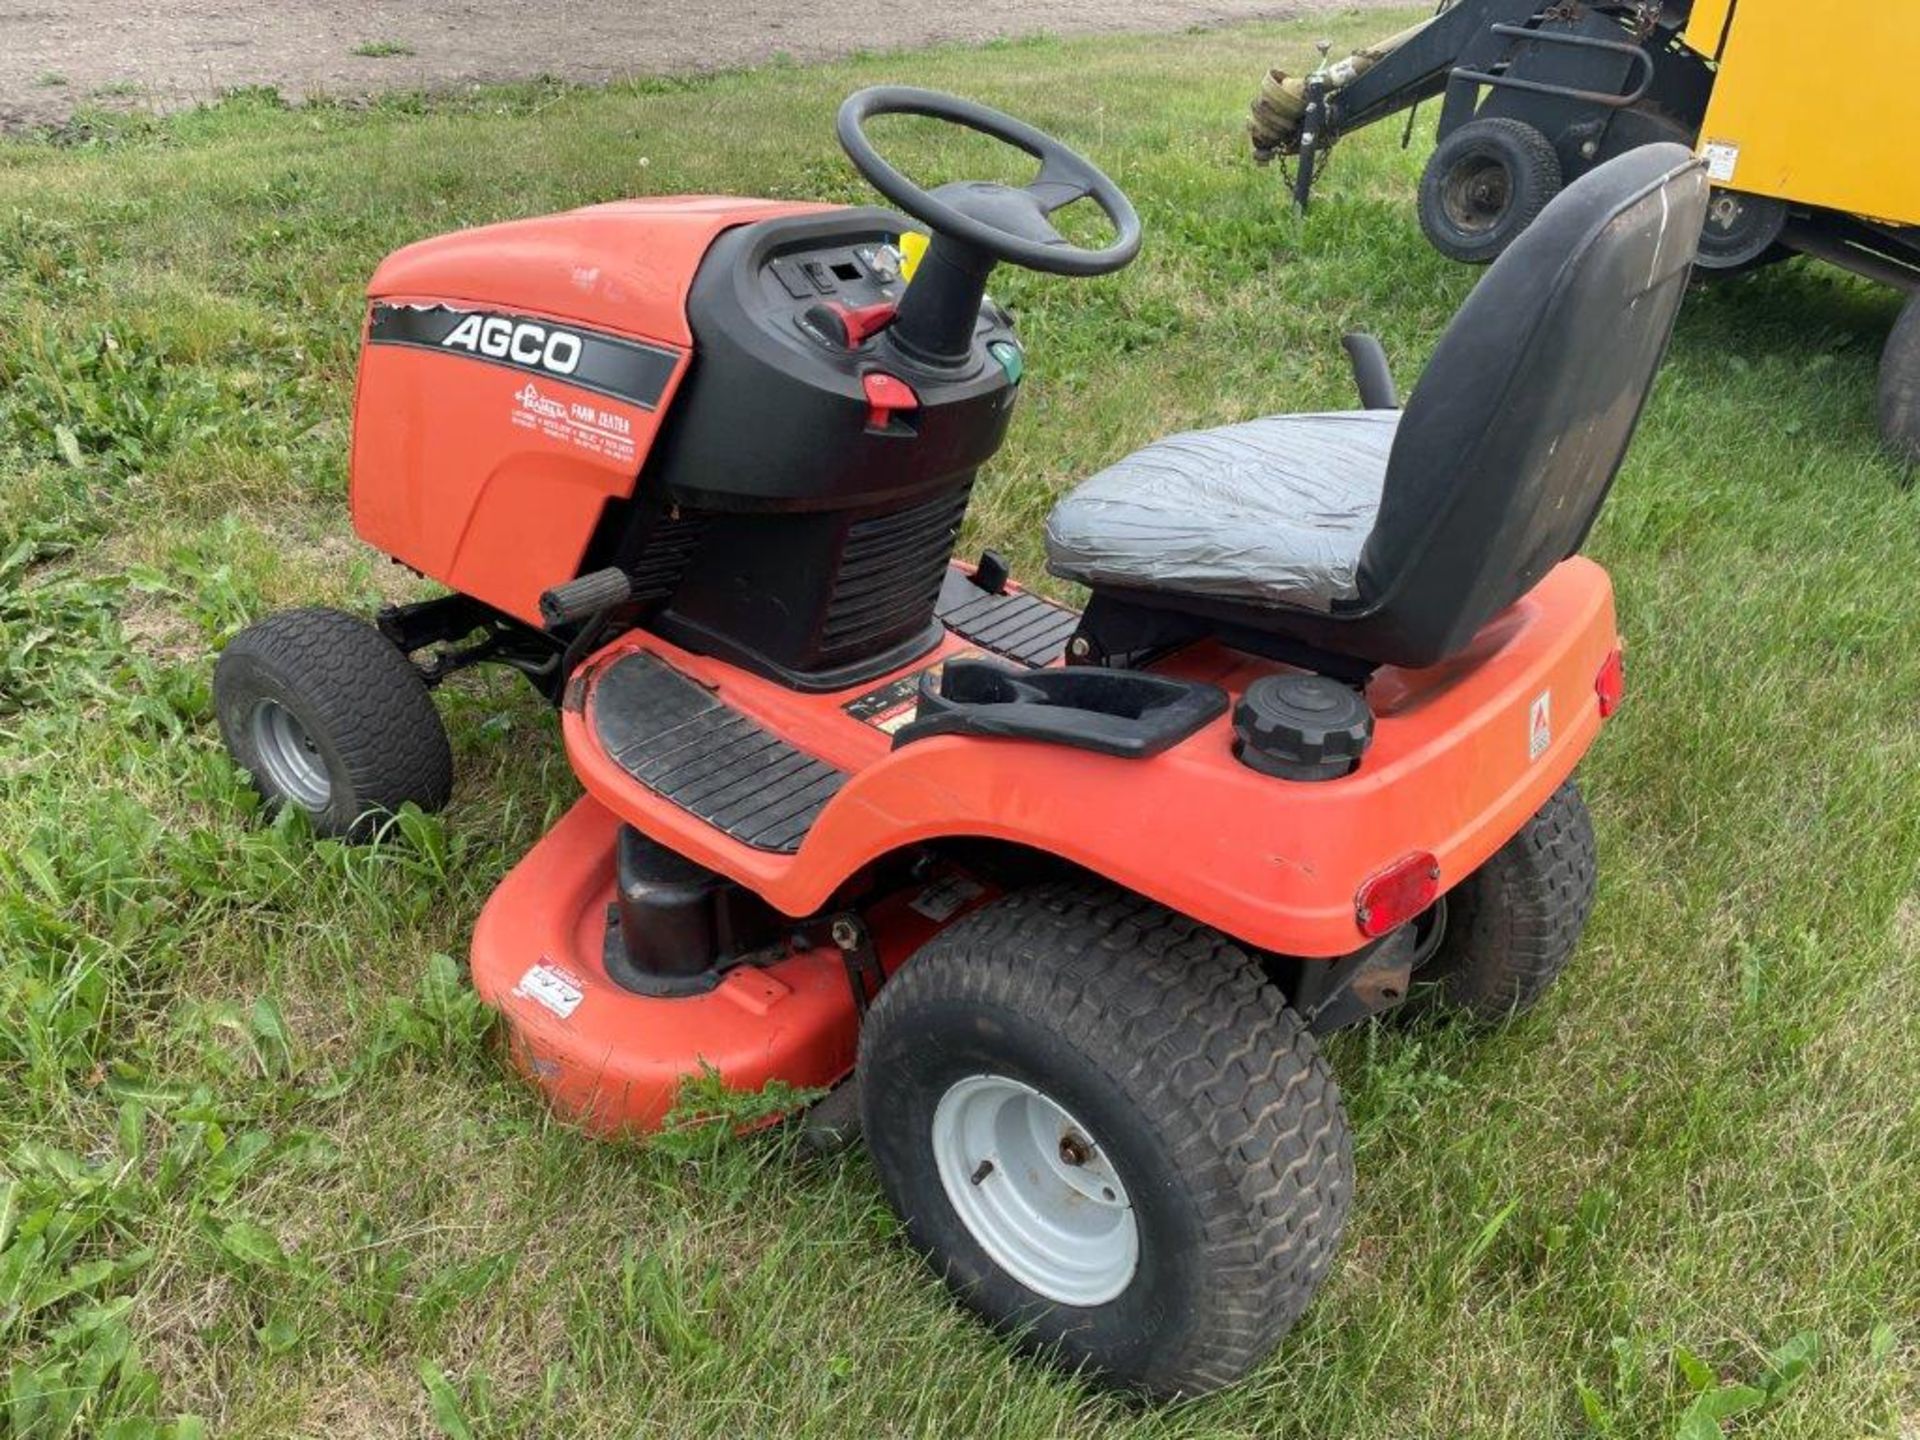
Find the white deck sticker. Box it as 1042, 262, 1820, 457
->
1528, 691, 1553, 761
1702, 141, 1739, 183
911, 874, 986, 922
512, 962, 585, 1019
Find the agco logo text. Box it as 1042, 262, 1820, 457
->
441, 314, 584, 376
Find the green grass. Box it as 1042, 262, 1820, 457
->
2, 11, 1918, 1436
351, 42, 416, 60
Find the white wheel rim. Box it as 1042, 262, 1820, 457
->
249, 699, 331, 810
931, 1074, 1139, 1306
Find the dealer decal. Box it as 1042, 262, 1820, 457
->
511, 381, 637, 465
368, 302, 679, 408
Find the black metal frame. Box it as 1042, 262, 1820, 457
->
1285, 899, 1448, 1033
1066, 592, 1380, 688
376, 594, 568, 701
1447, 21, 1653, 111
1783, 213, 1920, 293
1290, 0, 1694, 215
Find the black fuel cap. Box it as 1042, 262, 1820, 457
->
1232, 674, 1374, 781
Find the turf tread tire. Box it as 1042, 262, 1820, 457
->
1418, 116, 1563, 265
1416, 778, 1596, 1020
214, 607, 452, 840
858, 883, 1352, 1397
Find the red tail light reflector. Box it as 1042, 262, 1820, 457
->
1355, 852, 1440, 938
1596, 648, 1625, 717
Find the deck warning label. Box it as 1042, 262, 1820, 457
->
844, 655, 956, 735
513, 961, 585, 1020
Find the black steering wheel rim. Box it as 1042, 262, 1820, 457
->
835, 85, 1142, 277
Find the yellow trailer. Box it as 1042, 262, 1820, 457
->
1249, 0, 1920, 461
1684, 0, 1918, 226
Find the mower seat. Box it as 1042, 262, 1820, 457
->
1044, 409, 1398, 614
1045, 144, 1709, 672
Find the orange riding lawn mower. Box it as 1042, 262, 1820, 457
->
212, 89, 1707, 1395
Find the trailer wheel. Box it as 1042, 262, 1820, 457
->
858, 883, 1351, 1397
214, 607, 452, 840
1412, 778, 1596, 1021
1418, 117, 1562, 265
1695, 188, 1790, 274
1879, 291, 1920, 468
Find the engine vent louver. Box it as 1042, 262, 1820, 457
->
817, 487, 971, 663
627, 513, 708, 604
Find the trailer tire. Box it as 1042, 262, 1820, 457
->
858, 883, 1351, 1398
214, 607, 452, 840
1411, 778, 1596, 1021
1879, 291, 1920, 468
1418, 117, 1562, 265
1695, 188, 1790, 274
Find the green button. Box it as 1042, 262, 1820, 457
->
989, 340, 1025, 385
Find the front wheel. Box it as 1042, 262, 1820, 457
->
214, 607, 453, 840
858, 884, 1352, 1397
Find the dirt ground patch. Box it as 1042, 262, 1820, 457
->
0, 0, 1397, 132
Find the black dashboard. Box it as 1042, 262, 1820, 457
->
644, 207, 1023, 513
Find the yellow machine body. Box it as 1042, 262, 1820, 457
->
1684, 0, 1920, 228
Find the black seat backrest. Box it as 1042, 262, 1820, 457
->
1353, 144, 1707, 665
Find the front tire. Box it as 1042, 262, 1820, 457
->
214, 607, 453, 840
1414, 778, 1597, 1020
1417, 117, 1562, 265
858, 884, 1352, 1397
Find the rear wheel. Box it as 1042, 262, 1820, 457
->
1879, 291, 1920, 468
1418, 117, 1562, 265
214, 607, 452, 840
858, 883, 1352, 1397
1413, 778, 1597, 1020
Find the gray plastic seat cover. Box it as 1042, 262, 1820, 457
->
1043, 410, 1397, 612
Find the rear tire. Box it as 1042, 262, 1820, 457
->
858, 883, 1352, 1397
1413, 778, 1597, 1021
214, 607, 452, 840
1879, 292, 1920, 468
1418, 117, 1563, 265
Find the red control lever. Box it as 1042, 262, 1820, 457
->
836, 301, 898, 345
861, 371, 919, 432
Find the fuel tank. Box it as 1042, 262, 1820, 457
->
349, 197, 829, 625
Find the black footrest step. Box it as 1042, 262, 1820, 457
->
591, 653, 844, 854
936, 568, 1081, 668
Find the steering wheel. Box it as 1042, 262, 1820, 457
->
836, 86, 1141, 278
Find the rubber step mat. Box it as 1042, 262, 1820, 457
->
935, 568, 1081, 668
591, 652, 845, 854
